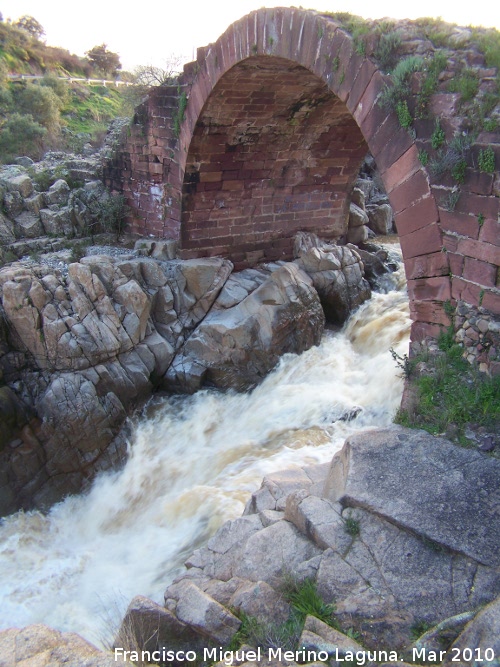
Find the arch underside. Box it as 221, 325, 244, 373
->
181, 57, 367, 268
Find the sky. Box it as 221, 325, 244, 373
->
2, 0, 500, 72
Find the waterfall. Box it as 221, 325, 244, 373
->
0, 259, 410, 647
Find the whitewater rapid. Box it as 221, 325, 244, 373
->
0, 261, 410, 647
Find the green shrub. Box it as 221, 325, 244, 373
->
173, 89, 187, 138
478, 146, 495, 173
396, 99, 413, 129
415, 17, 456, 48
344, 517, 360, 537
415, 51, 448, 118
451, 159, 467, 183
281, 576, 337, 627
431, 120, 446, 150
0, 112, 46, 163
228, 610, 303, 652
429, 133, 474, 182
447, 69, 479, 103
374, 30, 402, 71
40, 74, 70, 105
100, 193, 129, 238
30, 169, 56, 191
13, 82, 63, 135
323, 12, 371, 55
476, 29, 500, 69
418, 149, 430, 166
379, 56, 425, 110
394, 339, 500, 440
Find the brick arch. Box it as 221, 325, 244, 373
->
105, 7, 500, 341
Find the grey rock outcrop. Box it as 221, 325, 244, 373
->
348, 155, 395, 238
165, 262, 325, 392
0, 255, 233, 512
0, 624, 125, 667
0, 159, 111, 252
367, 202, 393, 235
442, 596, 500, 666
294, 233, 371, 325
324, 427, 500, 567
117, 595, 203, 653
144, 426, 500, 655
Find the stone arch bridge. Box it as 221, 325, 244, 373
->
104, 7, 500, 342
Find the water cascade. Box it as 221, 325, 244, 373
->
0, 259, 410, 647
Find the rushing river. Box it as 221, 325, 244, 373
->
0, 257, 410, 648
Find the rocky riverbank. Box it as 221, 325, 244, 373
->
4, 424, 498, 666
0, 226, 398, 514
114, 425, 500, 666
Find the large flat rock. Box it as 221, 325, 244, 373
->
324, 426, 500, 567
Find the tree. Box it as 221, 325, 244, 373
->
14, 15, 45, 39
85, 44, 122, 78
133, 55, 182, 86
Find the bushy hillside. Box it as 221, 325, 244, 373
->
0, 16, 138, 163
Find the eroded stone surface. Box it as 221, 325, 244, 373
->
324, 426, 500, 567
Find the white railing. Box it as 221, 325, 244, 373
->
7, 74, 135, 86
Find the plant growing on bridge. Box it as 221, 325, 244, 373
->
396, 100, 413, 130
325, 12, 370, 55
173, 88, 188, 138
418, 149, 430, 166
379, 55, 424, 113
374, 29, 402, 72
431, 120, 446, 149
394, 336, 500, 444
447, 68, 479, 104
441, 188, 461, 211
478, 146, 495, 173
429, 132, 474, 183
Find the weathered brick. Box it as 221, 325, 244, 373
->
395, 196, 439, 236
405, 251, 449, 280
447, 252, 464, 277
439, 210, 480, 239
479, 219, 500, 247
463, 257, 497, 286
451, 277, 483, 307
411, 321, 445, 341
399, 223, 442, 259
410, 300, 452, 327
382, 145, 421, 192
463, 169, 494, 196
482, 290, 500, 315
456, 192, 499, 220
388, 170, 430, 214
407, 276, 451, 302
374, 127, 414, 173
457, 238, 500, 266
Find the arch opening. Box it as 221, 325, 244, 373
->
180, 56, 367, 268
